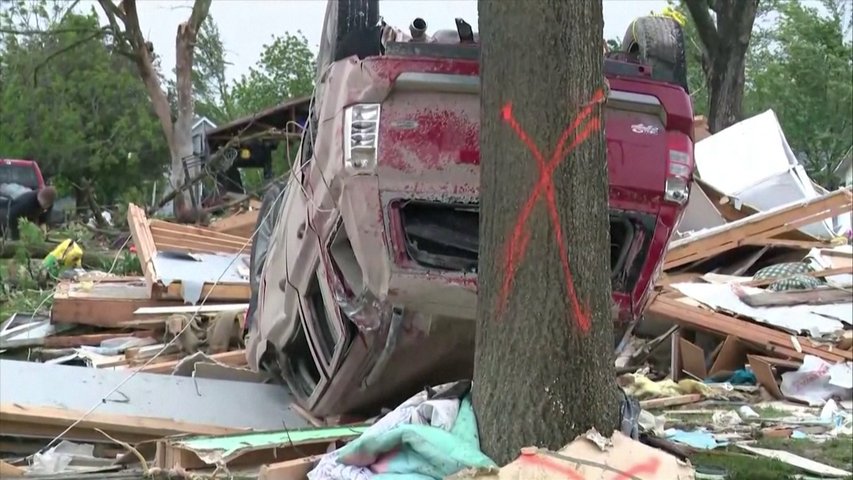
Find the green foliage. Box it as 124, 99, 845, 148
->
0, 0, 169, 204
747, 0, 853, 187
100, 248, 140, 276
672, 0, 853, 187
230, 31, 315, 116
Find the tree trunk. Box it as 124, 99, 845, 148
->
473, 0, 619, 465
685, 0, 759, 133
95, 0, 211, 215
707, 46, 747, 133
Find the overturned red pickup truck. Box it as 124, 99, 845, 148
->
245, 1, 695, 417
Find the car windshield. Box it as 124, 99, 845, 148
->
0, 164, 39, 189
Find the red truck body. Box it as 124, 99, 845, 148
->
247, 17, 696, 416
0, 159, 46, 190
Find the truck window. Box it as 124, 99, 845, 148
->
0, 164, 39, 190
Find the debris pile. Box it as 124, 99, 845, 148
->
2, 203, 253, 373
612, 111, 853, 477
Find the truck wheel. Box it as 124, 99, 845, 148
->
622, 16, 688, 91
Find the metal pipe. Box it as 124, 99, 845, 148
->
409, 17, 427, 41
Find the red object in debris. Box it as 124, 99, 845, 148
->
0, 158, 46, 190
129, 245, 137, 253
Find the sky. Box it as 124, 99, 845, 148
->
84, 0, 669, 82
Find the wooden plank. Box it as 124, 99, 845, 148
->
136, 349, 248, 374
736, 287, 852, 308
259, 456, 322, 480
52, 280, 184, 328
742, 238, 831, 249
152, 231, 249, 255
43, 330, 157, 349
639, 394, 702, 410
212, 210, 258, 239
748, 355, 786, 399
135, 303, 249, 315
127, 204, 158, 297
0, 404, 244, 439
0, 460, 24, 477
155, 281, 250, 302
0, 419, 151, 444
648, 297, 851, 363
150, 220, 253, 250
157, 442, 325, 471
665, 189, 852, 269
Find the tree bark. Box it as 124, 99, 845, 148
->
473, 0, 619, 465
685, 0, 758, 133
96, 0, 211, 214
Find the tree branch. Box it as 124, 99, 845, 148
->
33, 30, 108, 85
188, 0, 213, 34
97, 0, 174, 145
0, 26, 105, 35
685, 0, 720, 57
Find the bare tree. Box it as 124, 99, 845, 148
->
97, 0, 211, 215
473, 0, 620, 464
685, 0, 759, 133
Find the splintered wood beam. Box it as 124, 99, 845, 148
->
665, 188, 852, 270
127, 203, 158, 296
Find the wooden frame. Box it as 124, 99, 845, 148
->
127, 204, 253, 302
665, 188, 853, 270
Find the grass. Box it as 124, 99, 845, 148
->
0, 284, 51, 320
753, 405, 790, 419
692, 436, 853, 479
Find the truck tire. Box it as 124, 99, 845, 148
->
622, 16, 688, 91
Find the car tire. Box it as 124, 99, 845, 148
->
622, 16, 688, 91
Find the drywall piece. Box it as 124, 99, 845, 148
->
671, 282, 849, 337
676, 181, 728, 237
694, 110, 838, 237
737, 444, 852, 477
695, 110, 796, 194
166, 425, 368, 465
0, 360, 307, 432
155, 252, 249, 304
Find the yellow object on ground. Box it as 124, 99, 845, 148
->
622, 373, 714, 398
42, 239, 84, 272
